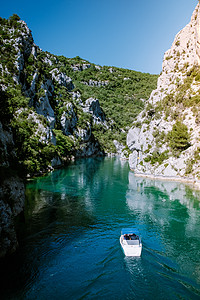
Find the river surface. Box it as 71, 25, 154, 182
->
1, 157, 200, 299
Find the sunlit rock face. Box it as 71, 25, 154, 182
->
127, 3, 200, 184
150, 2, 200, 105
82, 98, 107, 126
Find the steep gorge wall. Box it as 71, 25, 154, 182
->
150, 1, 200, 104
127, 2, 200, 184
0, 17, 105, 257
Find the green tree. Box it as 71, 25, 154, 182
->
54, 130, 74, 157
168, 120, 190, 153
9, 14, 20, 22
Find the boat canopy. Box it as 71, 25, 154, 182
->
121, 228, 140, 235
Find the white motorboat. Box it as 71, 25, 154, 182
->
120, 228, 142, 257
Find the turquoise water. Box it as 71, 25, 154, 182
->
1, 157, 200, 299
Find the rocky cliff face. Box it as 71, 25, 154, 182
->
127, 2, 200, 184
0, 16, 109, 175
151, 2, 200, 104
0, 121, 25, 257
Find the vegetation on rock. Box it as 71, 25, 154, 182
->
167, 120, 190, 155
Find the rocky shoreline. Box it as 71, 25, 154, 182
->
132, 169, 200, 192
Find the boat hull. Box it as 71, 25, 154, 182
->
120, 236, 142, 257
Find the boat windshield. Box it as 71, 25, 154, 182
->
121, 228, 140, 236
123, 233, 139, 241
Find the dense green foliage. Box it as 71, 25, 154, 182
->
54, 56, 158, 149
57, 55, 158, 129
167, 120, 190, 155
144, 150, 169, 165
53, 130, 74, 158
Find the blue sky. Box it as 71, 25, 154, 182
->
1, 0, 198, 74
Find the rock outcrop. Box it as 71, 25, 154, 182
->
61, 102, 78, 136
0, 122, 25, 258
50, 68, 74, 90
150, 2, 200, 104
82, 98, 107, 127
0, 174, 25, 257
127, 2, 200, 184
81, 80, 109, 87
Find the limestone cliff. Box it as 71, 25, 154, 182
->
127, 2, 200, 184
151, 1, 200, 103
0, 16, 107, 177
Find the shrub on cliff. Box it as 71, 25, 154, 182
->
54, 130, 74, 158
167, 120, 190, 155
